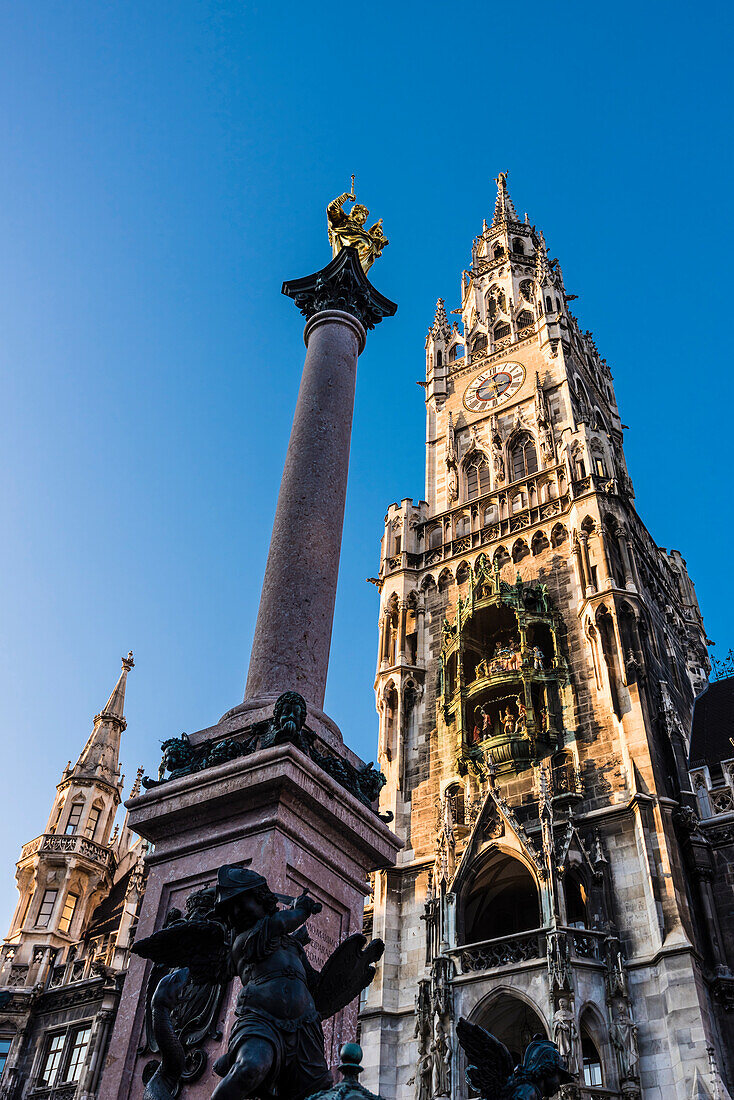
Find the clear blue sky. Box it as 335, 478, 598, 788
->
0, 1, 731, 930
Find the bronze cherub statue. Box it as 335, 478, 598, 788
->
133, 866, 384, 1100
457, 1018, 575, 1100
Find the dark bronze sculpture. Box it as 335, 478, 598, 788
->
142, 692, 392, 822
456, 1017, 574, 1100
133, 866, 384, 1100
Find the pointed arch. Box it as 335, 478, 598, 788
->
531, 530, 550, 556
509, 432, 538, 481
464, 451, 490, 501
493, 545, 510, 569
512, 539, 530, 564
456, 560, 472, 585
550, 523, 567, 548
438, 567, 454, 593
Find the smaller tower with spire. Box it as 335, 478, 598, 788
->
0, 655, 148, 1097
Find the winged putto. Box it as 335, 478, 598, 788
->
456, 1017, 574, 1100
133, 866, 384, 1100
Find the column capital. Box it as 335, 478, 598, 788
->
282, 246, 397, 335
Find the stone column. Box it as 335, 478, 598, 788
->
243, 247, 396, 716
396, 601, 408, 664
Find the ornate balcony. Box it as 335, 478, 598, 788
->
440, 559, 567, 773
455, 929, 546, 973
450, 926, 606, 977
19, 833, 115, 871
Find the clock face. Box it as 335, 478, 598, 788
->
463, 361, 525, 412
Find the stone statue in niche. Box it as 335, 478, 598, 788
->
133, 867, 384, 1100
551, 998, 578, 1074
457, 1018, 574, 1100
431, 1018, 452, 1097
610, 999, 639, 1080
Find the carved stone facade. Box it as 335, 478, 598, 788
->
360, 178, 729, 1100
0, 657, 147, 1098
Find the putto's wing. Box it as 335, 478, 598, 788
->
132, 918, 232, 986
456, 1017, 514, 1100
312, 934, 384, 1021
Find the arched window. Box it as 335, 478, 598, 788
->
494, 321, 511, 341
516, 310, 533, 329
510, 435, 538, 480
483, 504, 499, 526
471, 332, 488, 355
581, 1033, 603, 1087
65, 801, 85, 836
465, 453, 490, 500
445, 783, 465, 827
449, 344, 465, 362
455, 514, 471, 538
564, 870, 589, 928
436, 349, 443, 367
493, 243, 505, 259
462, 853, 540, 943
545, 295, 553, 311
512, 238, 525, 254
84, 805, 102, 841
428, 526, 442, 550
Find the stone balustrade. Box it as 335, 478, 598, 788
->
453, 928, 546, 973
450, 925, 606, 976
19, 833, 114, 870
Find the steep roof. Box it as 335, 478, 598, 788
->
689, 676, 734, 767
71, 652, 133, 784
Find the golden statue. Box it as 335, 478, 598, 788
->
327, 175, 389, 271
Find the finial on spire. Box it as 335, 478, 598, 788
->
492, 171, 519, 226
122, 651, 134, 673
129, 765, 145, 800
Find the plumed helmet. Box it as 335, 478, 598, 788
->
213, 866, 269, 915
522, 1037, 575, 1084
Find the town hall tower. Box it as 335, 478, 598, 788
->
359, 176, 729, 1100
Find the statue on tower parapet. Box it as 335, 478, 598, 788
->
327, 176, 389, 272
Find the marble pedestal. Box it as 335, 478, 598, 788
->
100, 742, 401, 1099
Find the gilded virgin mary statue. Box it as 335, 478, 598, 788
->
327, 177, 388, 271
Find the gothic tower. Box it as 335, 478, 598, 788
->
360, 177, 729, 1100
0, 654, 148, 1098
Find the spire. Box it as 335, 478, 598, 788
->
492, 171, 519, 226
71, 652, 134, 785
431, 297, 450, 338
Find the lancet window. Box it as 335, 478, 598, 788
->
510, 435, 538, 480
465, 453, 490, 500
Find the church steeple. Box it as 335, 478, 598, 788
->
2, 654, 137, 973
71, 651, 133, 786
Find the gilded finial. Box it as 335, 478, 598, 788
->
327, 178, 388, 272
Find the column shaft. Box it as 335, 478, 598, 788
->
245, 310, 365, 709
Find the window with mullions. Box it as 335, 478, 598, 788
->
39, 1032, 65, 1087
581, 1034, 603, 1087
66, 1026, 92, 1083
84, 806, 101, 840
65, 802, 84, 835
36, 889, 57, 928
58, 893, 79, 935
465, 454, 490, 500
510, 436, 538, 481
0, 1037, 11, 1079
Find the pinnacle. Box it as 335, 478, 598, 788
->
492, 171, 519, 226
431, 297, 450, 336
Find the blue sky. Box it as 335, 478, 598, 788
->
0, 0, 732, 929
